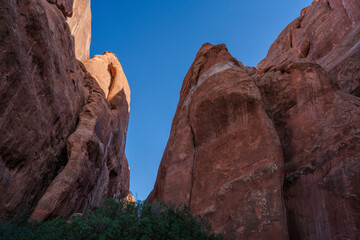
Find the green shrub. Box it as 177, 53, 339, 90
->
0, 199, 224, 240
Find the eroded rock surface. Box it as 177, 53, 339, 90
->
256, 61, 360, 239
320, 24, 360, 97
31, 53, 131, 220
0, 0, 86, 220
84, 52, 131, 104
258, 0, 360, 97
254, 1, 360, 238
0, 0, 131, 221
150, 1, 360, 239
149, 44, 288, 240
67, 0, 91, 61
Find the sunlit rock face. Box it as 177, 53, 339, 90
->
84, 52, 131, 106
0, 0, 131, 221
67, 0, 91, 62
150, 1, 360, 239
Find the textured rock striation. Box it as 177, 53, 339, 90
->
256, 61, 360, 240
30, 52, 131, 221
0, 0, 86, 220
149, 1, 360, 239
0, 0, 131, 221
258, 0, 360, 97
149, 44, 289, 240
255, 0, 360, 239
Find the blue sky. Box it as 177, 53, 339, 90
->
90, 0, 311, 200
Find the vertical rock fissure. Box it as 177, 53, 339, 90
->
108, 63, 115, 94
188, 122, 197, 209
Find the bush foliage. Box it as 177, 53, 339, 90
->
0, 199, 224, 240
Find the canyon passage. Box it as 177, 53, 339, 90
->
1, 0, 360, 239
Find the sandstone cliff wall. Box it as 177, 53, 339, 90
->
0, 0, 131, 221
149, 1, 360, 239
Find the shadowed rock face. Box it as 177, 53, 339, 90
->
256, 61, 360, 240
31, 53, 131, 221
149, 44, 288, 240
150, 1, 360, 239
258, 0, 360, 97
320, 24, 360, 97
254, 1, 360, 238
46, 0, 74, 17
0, 0, 86, 220
0, 0, 131, 221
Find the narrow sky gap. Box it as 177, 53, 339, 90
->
90, 0, 311, 200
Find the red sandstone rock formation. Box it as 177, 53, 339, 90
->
256, 61, 360, 240
258, 0, 360, 97
0, 0, 131, 221
149, 1, 360, 239
30, 52, 131, 221
255, 0, 360, 239
67, 0, 91, 62
149, 44, 288, 240
0, 0, 86, 220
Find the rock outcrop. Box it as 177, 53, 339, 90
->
0, 0, 86, 220
0, 0, 131, 221
149, 1, 360, 239
30, 52, 131, 221
148, 44, 288, 239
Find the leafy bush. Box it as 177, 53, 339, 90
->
0, 199, 224, 240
